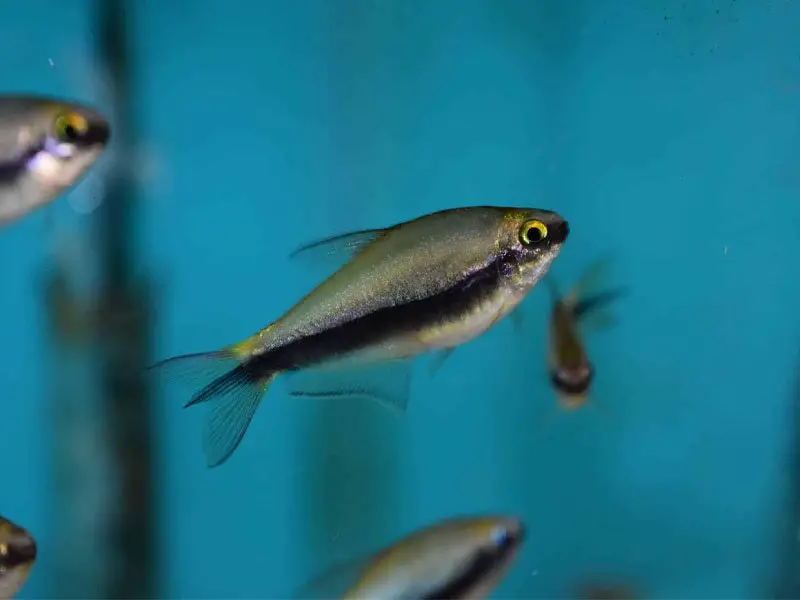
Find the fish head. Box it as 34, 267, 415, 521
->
479, 515, 525, 561
19, 98, 111, 188
551, 363, 593, 410
0, 517, 37, 599
0, 96, 110, 224
499, 208, 569, 292
451, 516, 526, 598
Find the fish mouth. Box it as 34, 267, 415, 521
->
0, 538, 36, 569
507, 520, 525, 551
549, 219, 569, 245
495, 519, 525, 558
77, 120, 111, 148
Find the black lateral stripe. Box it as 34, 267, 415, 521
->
249, 253, 512, 375
1, 543, 36, 569
0, 142, 45, 185
422, 549, 496, 600
422, 539, 515, 600
0, 161, 26, 185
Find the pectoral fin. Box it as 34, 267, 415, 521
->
573, 287, 628, 331
428, 348, 455, 376
509, 308, 526, 330
564, 254, 615, 306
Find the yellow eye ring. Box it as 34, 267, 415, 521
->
519, 219, 548, 245
53, 112, 89, 142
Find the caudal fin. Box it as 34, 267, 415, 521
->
148, 351, 277, 468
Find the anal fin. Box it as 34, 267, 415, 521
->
286, 358, 413, 415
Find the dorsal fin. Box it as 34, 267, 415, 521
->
288, 228, 386, 272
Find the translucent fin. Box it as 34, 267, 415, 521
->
147, 350, 241, 406
509, 307, 526, 331
43, 203, 55, 238
291, 555, 373, 600
573, 287, 627, 320
286, 359, 413, 415
542, 274, 561, 302
148, 350, 277, 468
564, 254, 615, 307
289, 228, 386, 270
580, 308, 619, 332
584, 396, 615, 423
202, 374, 276, 468
428, 348, 456, 376
532, 403, 561, 439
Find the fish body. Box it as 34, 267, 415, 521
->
152, 206, 569, 467
0, 516, 36, 600
297, 515, 525, 600
246, 207, 567, 367
0, 95, 110, 226
546, 259, 624, 410
548, 293, 594, 410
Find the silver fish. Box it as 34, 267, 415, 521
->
294, 515, 525, 600
0, 516, 36, 600
151, 205, 569, 467
0, 95, 110, 226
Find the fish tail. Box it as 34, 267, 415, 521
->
149, 350, 279, 468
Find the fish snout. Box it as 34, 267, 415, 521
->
79, 118, 111, 148
493, 517, 525, 555
550, 219, 569, 244
506, 518, 525, 549
1, 530, 36, 568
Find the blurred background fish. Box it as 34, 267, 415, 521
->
575, 581, 640, 600
293, 515, 525, 600
0, 516, 36, 600
150, 206, 569, 467
544, 257, 626, 412
0, 95, 110, 227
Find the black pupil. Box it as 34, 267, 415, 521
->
63, 124, 78, 139
526, 225, 543, 242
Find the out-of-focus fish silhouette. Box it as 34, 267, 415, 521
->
0, 515, 36, 600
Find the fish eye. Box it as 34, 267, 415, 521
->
519, 219, 548, 246
491, 526, 510, 549
53, 112, 89, 143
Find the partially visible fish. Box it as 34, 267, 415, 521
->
0, 516, 37, 600
150, 205, 569, 468
575, 581, 640, 600
0, 95, 110, 227
545, 257, 625, 411
294, 515, 525, 600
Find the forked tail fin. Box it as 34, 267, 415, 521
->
148, 351, 277, 468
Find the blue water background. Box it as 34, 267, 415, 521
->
0, 0, 799, 598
